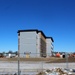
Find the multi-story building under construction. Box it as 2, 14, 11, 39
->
17, 29, 54, 58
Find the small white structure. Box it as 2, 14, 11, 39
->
6, 53, 11, 58
8, 53, 11, 58
6, 53, 16, 58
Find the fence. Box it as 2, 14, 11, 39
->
0, 53, 75, 75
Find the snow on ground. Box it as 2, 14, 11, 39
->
0, 61, 75, 72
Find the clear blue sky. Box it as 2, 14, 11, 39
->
0, 0, 75, 52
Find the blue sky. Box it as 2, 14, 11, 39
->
0, 0, 75, 52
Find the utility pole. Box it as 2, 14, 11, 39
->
18, 51, 20, 75
66, 52, 68, 69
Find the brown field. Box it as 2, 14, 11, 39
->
47, 57, 75, 63
0, 57, 75, 63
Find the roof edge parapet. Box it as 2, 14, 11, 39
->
17, 29, 54, 42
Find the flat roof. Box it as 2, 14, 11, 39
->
18, 29, 54, 42
46, 37, 54, 42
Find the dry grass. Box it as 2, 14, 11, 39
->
0, 57, 75, 63
47, 57, 75, 63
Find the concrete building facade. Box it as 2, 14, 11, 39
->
18, 29, 54, 58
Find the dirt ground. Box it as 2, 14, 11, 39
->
47, 57, 75, 63
0, 57, 75, 63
